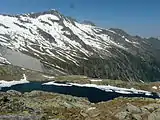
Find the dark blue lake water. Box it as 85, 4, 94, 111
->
0, 82, 159, 103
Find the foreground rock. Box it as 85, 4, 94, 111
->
0, 90, 160, 120
114, 100, 160, 120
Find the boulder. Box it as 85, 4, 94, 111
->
148, 111, 160, 120
140, 107, 150, 114
115, 111, 129, 120
126, 103, 141, 114
6, 90, 22, 96
132, 114, 142, 120
143, 104, 160, 112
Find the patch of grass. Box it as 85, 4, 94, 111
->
54, 75, 90, 84
0, 65, 23, 80
55, 75, 88, 81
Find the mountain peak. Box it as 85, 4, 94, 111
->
0, 9, 160, 82
25, 9, 61, 18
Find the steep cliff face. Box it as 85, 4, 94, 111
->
0, 10, 160, 82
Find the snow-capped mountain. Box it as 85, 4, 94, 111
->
0, 9, 160, 82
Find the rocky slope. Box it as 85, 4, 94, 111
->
0, 90, 160, 120
0, 10, 160, 82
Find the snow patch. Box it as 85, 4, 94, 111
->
69, 83, 152, 96
90, 79, 103, 82
152, 86, 158, 90
37, 14, 59, 21
0, 56, 11, 64
43, 82, 153, 96
87, 107, 96, 111
21, 68, 26, 70
0, 74, 29, 89
139, 80, 144, 83
43, 81, 72, 87
42, 75, 55, 79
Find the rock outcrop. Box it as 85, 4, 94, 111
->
0, 90, 160, 120
115, 102, 160, 120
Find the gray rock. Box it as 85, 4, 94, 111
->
24, 91, 44, 97
6, 90, 22, 96
0, 115, 41, 120
155, 108, 160, 112
148, 111, 160, 120
80, 111, 88, 117
115, 111, 129, 120
141, 107, 150, 114
0, 92, 6, 95
144, 104, 160, 112
126, 103, 141, 114
132, 114, 142, 120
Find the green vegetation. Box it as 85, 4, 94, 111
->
54, 75, 90, 84
0, 65, 23, 80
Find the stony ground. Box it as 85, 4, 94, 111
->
0, 90, 160, 120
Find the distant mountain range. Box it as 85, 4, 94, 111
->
0, 9, 160, 82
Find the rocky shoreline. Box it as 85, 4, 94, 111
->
0, 90, 160, 120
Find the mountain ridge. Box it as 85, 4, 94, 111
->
0, 9, 160, 82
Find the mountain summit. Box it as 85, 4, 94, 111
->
0, 10, 160, 82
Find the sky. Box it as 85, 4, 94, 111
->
0, 0, 159, 37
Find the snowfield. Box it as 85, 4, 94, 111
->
0, 9, 136, 66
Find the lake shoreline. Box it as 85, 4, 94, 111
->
0, 81, 160, 103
